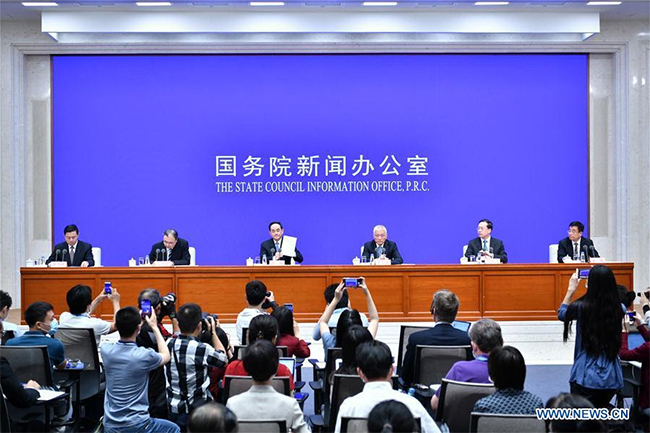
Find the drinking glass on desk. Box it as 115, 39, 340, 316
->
138, 257, 145, 266
254, 256, 260, 265
469, 255, 476, 262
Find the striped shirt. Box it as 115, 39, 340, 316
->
165, 335, 227, 414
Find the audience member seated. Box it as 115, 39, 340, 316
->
6, 301, 66, 369
367, 400, 417, 433
545, 393, 607, 432
166, 304, 228, 429
101, 306, 179, 433
312, 283, 369, 341
235, 280, 277, 344
187, 402, 238, 433
59, 284, 121, 346
334, 340, 439, 433
225, 314, 295, 390
0, 290, 19, 344
620, 310, 650, 416
559, 266, 624, 408
473, 345, 543, 414
226, 340, 310, 433
400, 289, 470, 387
272, 306, 311, 358
1, 356, 45, 431
136, 289, 180, 419
209, 327, 235, 401
430, 318, 503, 410
318, 279, 379, 352
331, 325, 373, 382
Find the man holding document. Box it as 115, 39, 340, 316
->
260, 221, 303, 264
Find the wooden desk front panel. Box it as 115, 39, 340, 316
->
20, 263, 634, 323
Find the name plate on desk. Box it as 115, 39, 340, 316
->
374, 258, 392, 266
269, 260, 285, 266
48, 261, 68, 268
153, 261, 174, 267
484, 258, 502, 264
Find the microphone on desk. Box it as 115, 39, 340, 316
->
582, 245, 589, 263
61, 249, 68, 264
55, 249, 61, 262
155, 249, 161, 262
270, 248, 275, 259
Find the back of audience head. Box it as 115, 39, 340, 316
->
248, 314, 279, 343
368, 400, 416, 433
431, 289, 460, 323
339, 325, 373, 374
243, 339, 279, 383
188, 402, 238, 433
488, 345, 526, 391
115, 306, 142, 339
24, 301, 54, 329
177, 303, 203, 335
245, 280, 268, 307
356, 340, 393, 381
271, 306, 294, 336
325, 283, 349, 309
468, 319, 503, 354
336, 308, 363, 347
66, 284, 93, 315
0, 291, 12, 325
546, 393, 606, 432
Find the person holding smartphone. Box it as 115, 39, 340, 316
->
60, 284, 121, 347
620, 309, 650, 416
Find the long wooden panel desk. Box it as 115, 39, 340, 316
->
20, 263, 634, 323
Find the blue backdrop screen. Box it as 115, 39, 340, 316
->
52, 54, 588, 266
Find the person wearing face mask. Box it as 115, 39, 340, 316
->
430, 319, 503, 411
6, 301, 67, 369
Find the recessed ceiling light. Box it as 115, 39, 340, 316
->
22, 2, 58, 5
587, 1, 621, 4
135, 1, 172, 5
363, 1, 398, 5
250, 1, 285, 5
475, 1, 509, 4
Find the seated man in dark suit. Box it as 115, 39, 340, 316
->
464, 219, 508, 263
399, 290, 471, 387
148, 229, 191, 265
557, 221, 600, 263
260, 221, 303, 264
362, 225, 403, 264
46, 224, 95, 267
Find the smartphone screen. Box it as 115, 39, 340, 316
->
140, 299, 152, 317
627, 312, 635, 323
578, 269, 590, 279
343, 278, 358, 288
285, 303, 294, 313
104, 281, 112, 294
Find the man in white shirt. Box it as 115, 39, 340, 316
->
60, 284, 120, 346
235, 280, 276, 344
335, 340, 439, 433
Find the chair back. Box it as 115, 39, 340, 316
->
436, 379, 495, 433
328, 374, 365, 428
238, 420, 287, 433
242, 327, 248, 345
189, 247, 196, 266
91, 247, 102, 267
414, 345, 471, 385
396, 325, 431, 374
0, 346, 53, 386
341, 417, 422, 433
470, 412, 546, 433
54, 328, 103, 401
234, 345, 288, 360
223, 376, 290, 403
463, 245, 469, 256
549, 244, 559, 263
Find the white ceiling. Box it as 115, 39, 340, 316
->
1, 0, 648, 21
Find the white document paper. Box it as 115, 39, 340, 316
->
37, 388, 66, 402
281, 236, 298, 258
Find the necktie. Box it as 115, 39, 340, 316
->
275, 242, 280, 253
167, 249, 172, 261
573, 242, 579, 258
70, 246, 75, 264
482, 240, 487, 251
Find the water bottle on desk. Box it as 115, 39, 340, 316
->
580, 252, 586, 263
262, 254, 268, 265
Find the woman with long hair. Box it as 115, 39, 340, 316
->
272, 306, 310, 358
558, 265, 624, 407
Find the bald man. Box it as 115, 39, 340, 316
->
361, 225, 403, 265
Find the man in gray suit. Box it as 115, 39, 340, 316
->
226, 340, 310, 432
